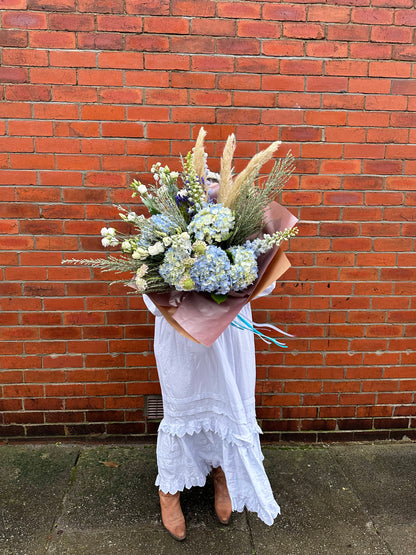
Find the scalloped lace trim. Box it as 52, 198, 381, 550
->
158, 414, 262, 448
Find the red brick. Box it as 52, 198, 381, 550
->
29, 30, 75, 49
0, 67, 28, 83
77, 32, 123, 50
369, 61, 411, 77
191, 18, 234, 37
327, 25, 370, 42
280, 59, 323, 75
28, 0, 75, 10
190, 90, 232, 106
350, 42, 392, 60
235, 57, 279, 74
2, 48, 48, 67
97, 14, 142, 32
3, 12, 47, 29
263, 39, 305, 57
393, 45, 416, 61
351, 8, 394, 24
171, 0, 216, 17
263, 4, 306, 21
217, 1, 260, 19
0, 0, 27, 7
306, 42, 349, 59
326, 60, 368, 77
283, 23, 324, 39
49, 13, 95, 31
371, 25, 413, 43
238, 21, 279, 39
145, 53, 190, 71
348, 77, 392, 94
33, 103, 78, 120
0, 29, 28, 47
217, 37, 260, 56
78, 0, 124, 12
307, 76, 348, 92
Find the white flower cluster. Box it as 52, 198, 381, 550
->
135, 264, 148, 292
245, 228, 298, 256
100, 227, 118, 247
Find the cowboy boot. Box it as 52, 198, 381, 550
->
159, 490, 186, 541
212, 466, 232, 525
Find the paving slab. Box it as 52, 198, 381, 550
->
1, 442, 415, 555
248, 445, 391, 555
332, 443, 416, 555
0, 444, 80, 555
46, 445, 253, 555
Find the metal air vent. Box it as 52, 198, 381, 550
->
146, 395, 164, 420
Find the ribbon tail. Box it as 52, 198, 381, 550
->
241, 316, 294, 337
232, 315, 288, 348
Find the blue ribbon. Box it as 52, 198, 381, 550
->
231, 314, 288, 349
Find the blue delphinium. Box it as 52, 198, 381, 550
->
190, 245, 232, 294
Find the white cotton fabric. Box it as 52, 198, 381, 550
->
143, 290, 280, 526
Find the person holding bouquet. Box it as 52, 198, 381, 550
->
67, 129, 298, 541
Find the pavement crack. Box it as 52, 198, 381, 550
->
244, 507, 257, 555
44, 448, 82, 553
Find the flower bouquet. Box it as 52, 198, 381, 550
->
65, 128, 298, 346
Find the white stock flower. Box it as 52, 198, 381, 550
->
136, 264, 148, 278
137, 184, 147, 194
148, 241, 164, 256
121, 240, 133, 252
135, 277, 147, 292
127, 212, 137, 221
132, 247, 148, 260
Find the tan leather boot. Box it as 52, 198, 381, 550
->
212, 466, 232, 525
159, 490, 186, 541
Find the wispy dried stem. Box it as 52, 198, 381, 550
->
223, 141, 281, 209
218, 133, 236, 204
192, 127, 207, 186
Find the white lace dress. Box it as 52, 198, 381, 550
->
143, 291, 280, 526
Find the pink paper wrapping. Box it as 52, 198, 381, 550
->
147, 201, 298, 347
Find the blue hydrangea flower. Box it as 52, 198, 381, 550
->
159, 247, 189, 289
190, 245, 232, 294
151, 214, 177, 235
188, 203, 234, 244
228, 246, 258, 291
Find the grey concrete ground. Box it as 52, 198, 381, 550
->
0, 441, 415, 555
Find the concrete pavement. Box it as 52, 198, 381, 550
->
0, 441, 415, 554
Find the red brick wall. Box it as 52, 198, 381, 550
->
1, 0, 415, 441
